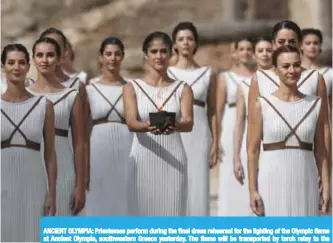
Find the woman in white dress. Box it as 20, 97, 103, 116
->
123, 31, 194, 216
28, 37, 85, 216
63, 39, 88, 84
247, 45, 330, 216
248, 21, 331, 181
300, 28, 332, 214
1, 44, 56, 241
233, 36, 273, 216
167, 22, 218, 216
85, 37, 134, 216
40, 28, 90, 190
301, 28, 332, 114
216, 37, 255, 216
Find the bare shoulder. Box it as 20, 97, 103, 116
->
123, 82, 136, 96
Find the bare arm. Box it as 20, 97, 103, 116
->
78, 83, 90, 190
247, 74, 260, 146
43, 100, 57, 202
314, 98, 330, 201
123, 83, 150, 132
176, 84, 194, 132
70, 95, 85, 190
247, 98, 263, 194
207, 72, 218, 146
317, 74, 331, 176
215, 73, 227, 148
234, 85, 246, 163
84, 87, 93, 190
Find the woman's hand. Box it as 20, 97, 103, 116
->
44, 196, 56, 216
319, 189, 331, 215
250, 191, 264, 216
148, 123, 162, 135
162, 120, 176, 135
209, 145, 218, 168
70, 187, 85, 215
234, 158, 245, 185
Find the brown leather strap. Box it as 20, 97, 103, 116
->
53, 89, 77, 106
132, 80, 184, 111
1, 96, 43, 151
55, 128, 68, 137
259, 70, 279, 87
297, 70, 316, 88
283, 97, 321, 142
261, 96, 301, 141
91, 84, 125, 123
261, 96, 320, 151
168, 67, 209, 88
1, 141, 40, 151
69, 77, 80, 88
263, 141, 313, 151
194, 99, 205, 107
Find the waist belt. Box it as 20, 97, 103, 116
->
55, 128, 68, 137
263, 141, 313, 151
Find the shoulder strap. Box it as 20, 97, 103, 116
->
168, 67, 209, 88
132, 80, 184, 111
284, 97, 321, 141
297, 70, 316, 88
242, 80, 250, 88
227, 72, 238, 86
159, 81, 184, 111
260, 96, 294, 131
259, 70, 279, 87
53, 89, 77, 106
132, 80, 159, 110
1, 96, 43, 139
69, 77, 80, 88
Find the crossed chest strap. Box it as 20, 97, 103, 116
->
167, 68, 209, 108
261, 96, 320, 151
52, 89, 78, 137
132, 80, 183, 112
91, 84, 126, 126
1, 97, 43, 151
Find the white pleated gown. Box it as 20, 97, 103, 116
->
167, 66, 211, 216
28, 88, 78, 215
85, 82, 134, 216
218, 71, 252, 216
1, 96, 48, 242
130, 79, 188, 216
60, 76, 81, 152
258, 94, 321, 216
